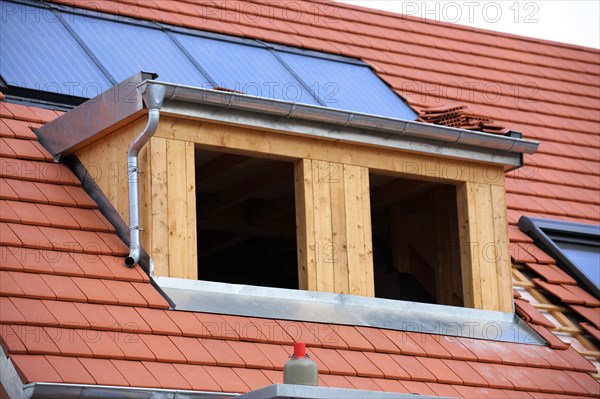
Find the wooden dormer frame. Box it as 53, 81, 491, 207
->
75, 113, 514, 312
39, 77, 538, 313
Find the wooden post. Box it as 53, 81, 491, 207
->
457, 180, 513, 312
164, 139, 197, 279
295, 159, 374, 296
148, 137, 169, 276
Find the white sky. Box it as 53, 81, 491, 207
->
338, 1, 600, 49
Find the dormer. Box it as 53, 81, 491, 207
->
38, 69, 537, 316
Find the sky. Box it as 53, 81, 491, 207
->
338, 1, 600, 49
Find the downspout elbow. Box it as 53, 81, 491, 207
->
125, 83, 166, 267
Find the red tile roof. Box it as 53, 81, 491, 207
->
0, 101, 595, 393
1, 0, 600, 396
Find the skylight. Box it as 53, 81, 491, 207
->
519, 216, 600, 297
0, 0, 417, 120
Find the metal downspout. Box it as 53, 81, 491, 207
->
124, 84, 166, 267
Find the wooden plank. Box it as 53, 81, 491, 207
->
473, 182, 499, 311
532, 303, 568, 312
344, 164, 367, 296
156, 117, 504, 186
150, 137, 169, 276
360, 166, 375, 297
456, 182, 481, 309
185, 142, 198, 280
491, 184, 513, 312
75, 117, 148, 221
167, 139, 190, 279
312, 160, 335, 293
329, 162, 349, 294
294, 159, 316, 291
578, 349, 600, 359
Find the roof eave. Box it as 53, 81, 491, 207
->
36, 73, 538, 171
23, 383, 237, 399
21, 383, 453, 399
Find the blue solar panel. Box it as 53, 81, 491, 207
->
278, 51, 417, 119
0, 0, 417, 121
64, 12, 209, 87
0, 0, 112, 98
175, 34, 320, 105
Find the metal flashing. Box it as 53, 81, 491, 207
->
0, 345, 25, 399
236, 384, 450, 399
153, 80, 537, 168
23, 383, 237, 399
36, 76, 538, 168
63, 155, 176, 308
36, 72, 153, 158
156, 277, 545, 345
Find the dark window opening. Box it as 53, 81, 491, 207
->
195, 149, 298, 289
370, 173, 463, 306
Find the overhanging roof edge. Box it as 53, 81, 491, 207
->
20, 383, 452, 399
151, 80, 539, 161
23, 382, 238, 399
35, 74, 539, 168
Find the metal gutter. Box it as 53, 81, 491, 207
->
37, 73, 538, 170
124, 84, 166, 266
150, 80, 537, 170
156, 277, 545, 345
22, 383, 237, 399
10, 382, 453, 399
